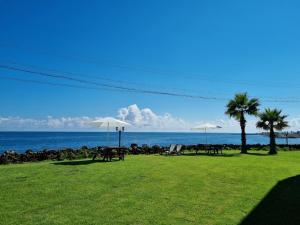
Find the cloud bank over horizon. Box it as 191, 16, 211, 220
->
0, 104, 298, 132
117, 104, 188, 131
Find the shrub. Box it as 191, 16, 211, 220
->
130, 143, 140, 155
66, 151, 76, 160
81, 149, 89, 158
152, 145, 162, 154
141, 144, 150, 154
57, 151, 66, 161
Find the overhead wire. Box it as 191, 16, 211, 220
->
0, 64, 226, 100
0, 43, 298, 89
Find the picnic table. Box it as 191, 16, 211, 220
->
206, 145, 224, 155
93, 146, 127, 162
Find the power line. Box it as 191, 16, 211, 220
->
0, 64, 225, 100
0, 43, 298, 89
2, 59, 223, 97
3, 60, 300, 103
1, 72, 300, 104
0, 75, 131, 93
1, 62, 299, 103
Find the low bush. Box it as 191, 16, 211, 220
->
1, 143, 300, 165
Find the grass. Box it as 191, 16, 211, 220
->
0, 150, 300, 225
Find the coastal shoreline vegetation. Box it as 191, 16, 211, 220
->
225, 93, 260, 154
1, 144, 300, 165
226, 93, 289, 155
256, 108, 289, 154
0, 93, 294, 163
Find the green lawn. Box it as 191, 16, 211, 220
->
0, 151, 300, 225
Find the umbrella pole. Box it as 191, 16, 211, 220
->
118, 130, 121, 147
205, 128, 208, 153
106, 122, 110, 146
205, 128, 208, 145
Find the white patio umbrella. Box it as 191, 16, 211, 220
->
90, 117, 131, 147
191, 123, 222, 145
90, 117, 131, 129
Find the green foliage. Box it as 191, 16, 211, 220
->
81, 146, 89, 150
141, 144, 150, 154
57, 151, 66, 161
257, 108, 289, 154
80, 149, 89, 158
225, 93, 260, 119
225, 93, 260, 153
256, 108, 289, 132
66, 150, 76, 160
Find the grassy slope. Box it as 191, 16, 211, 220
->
0, 151, 299, 225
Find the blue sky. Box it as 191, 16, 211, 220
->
0, 0, 300, 131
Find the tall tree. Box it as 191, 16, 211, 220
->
226, 93, 260, 153
256, 108, 289, 155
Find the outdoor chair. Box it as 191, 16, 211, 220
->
175, 145, 183, 155
165, 144, 177, 155
207, 145, 216, 155
217, 145, 224, 155
197, 145, 206, 154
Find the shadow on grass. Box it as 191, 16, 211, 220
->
246, 152, 270, 156
240, 175, 300, 225
52, 159, 119, 166
158, 152, 240, 157
185, 152, 240, 157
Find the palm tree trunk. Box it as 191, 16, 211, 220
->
269, 126, 277, 155
240, 114, 247, 154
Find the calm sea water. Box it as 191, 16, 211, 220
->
0, 132, 299, 153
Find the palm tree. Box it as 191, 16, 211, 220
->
225, 93, 260, 154
256, 108, 289, 155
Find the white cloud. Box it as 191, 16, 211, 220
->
287, 116, 300, 131
117, 104, 189, 131
0, 116, 94, 131
0, 104, 297, 132
0, 104, 190, 131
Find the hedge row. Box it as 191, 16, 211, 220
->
1, 143, 299, 164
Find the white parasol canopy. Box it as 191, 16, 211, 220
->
90, 117, 131, 129
90, 117, 131, 147
192, 123, 222, 131
191, 123, 222, 145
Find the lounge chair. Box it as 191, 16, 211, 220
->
165, 144, 177, 155
175, 145, 183, 155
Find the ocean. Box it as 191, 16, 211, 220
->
1, 132, 299, 153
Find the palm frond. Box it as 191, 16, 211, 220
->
256, 108, 289, 131
225, 93, 260, 120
